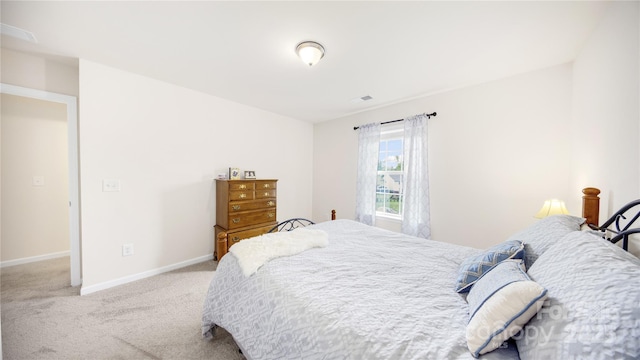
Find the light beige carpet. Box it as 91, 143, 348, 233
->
1, 257, 244, 359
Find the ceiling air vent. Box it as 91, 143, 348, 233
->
350, 95, 373, 103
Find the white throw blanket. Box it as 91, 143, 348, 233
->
229, 228, 328, 276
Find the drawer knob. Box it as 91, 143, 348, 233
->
263, 184, 270, 188
232, 205, 241, 211
232, 218, 241, 224
231, 236, 240, 241
267, 201, 275, 207
239, 193, 247, 199
268, 213, 274, 218
264, 192, 269, 197
239, 185, 247, 190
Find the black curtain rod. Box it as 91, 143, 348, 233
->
353, 112, 437, 130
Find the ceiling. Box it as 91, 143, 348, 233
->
1, 1, 612, 123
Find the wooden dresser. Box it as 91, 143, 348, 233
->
214, 179, 277, 260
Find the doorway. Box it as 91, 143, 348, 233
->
0, 83, 80, 286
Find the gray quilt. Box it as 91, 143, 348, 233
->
202, 219, 519, 359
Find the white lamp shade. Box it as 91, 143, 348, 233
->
534, 199, 569, 218
296, 41, 325, 66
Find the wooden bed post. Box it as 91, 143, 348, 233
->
331, 209, 336, 221
216, 232, 229, 260
582, 187, 600, 227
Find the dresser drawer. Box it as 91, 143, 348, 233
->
228, 210, 277, 229
256, 189, 276, 199
255, 180, 277, 190
229, 182, 255, 191
229, 190, 255, 201
227, 224, 276, 247
229, 199, 276, 213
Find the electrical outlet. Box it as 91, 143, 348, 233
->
122, 243, 134, 257
103, 179, 121, 192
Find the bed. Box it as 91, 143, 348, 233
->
202, 188, 640, 359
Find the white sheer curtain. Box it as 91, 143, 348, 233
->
355, 123, 381, 226
402, 114, 431, 238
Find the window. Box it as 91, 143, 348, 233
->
358, 114, 429, 237
376, 129, 403, 219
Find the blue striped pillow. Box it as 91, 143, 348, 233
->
466, 259, 547, 358
455, 240, 525, 293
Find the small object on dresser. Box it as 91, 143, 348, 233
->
217, 173, 227, 180
229, 167, 241, 180
244, 171, 256, 179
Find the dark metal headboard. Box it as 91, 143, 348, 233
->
268, 218, 315, 233
591, 199, 640, 251
267, 210, 335, 234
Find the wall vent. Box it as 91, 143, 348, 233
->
351, 95, 374, 103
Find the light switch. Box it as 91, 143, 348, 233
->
32, 176, 45, 186
102, 179, 121, 192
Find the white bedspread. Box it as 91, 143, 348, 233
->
202, 219, 519, 360
229, 228, 328, 276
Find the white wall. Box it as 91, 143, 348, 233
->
571, 0, 639, 217
0, 49, 78, 97
313, 64, 573, 249
79, 60, 313, 291
571, 1, 640, 255
1, 94, 69, 261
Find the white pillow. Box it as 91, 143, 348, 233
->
517, 231, 640, 359
466, 260, 547, 358
505, 215, 584, 268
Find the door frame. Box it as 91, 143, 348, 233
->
1, 83, 81, 287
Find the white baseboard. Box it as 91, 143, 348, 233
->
0, 250, 70, 268
80, 253, 214, 296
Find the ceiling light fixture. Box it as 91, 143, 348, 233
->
296, 41, 325, 67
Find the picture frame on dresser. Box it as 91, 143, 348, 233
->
228, 167, 241, 180
244, 171, 256, 179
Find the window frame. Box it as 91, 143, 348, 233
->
376, 125, 404, 220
